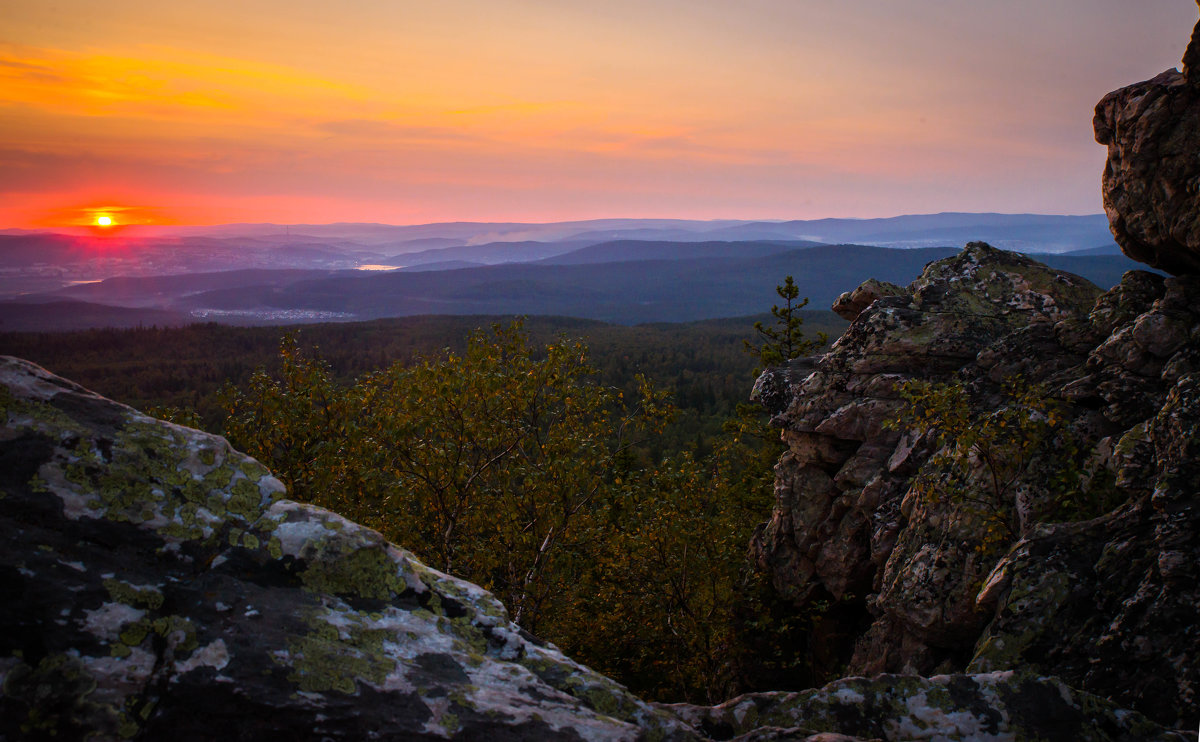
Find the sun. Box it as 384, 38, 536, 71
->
95, 215, 114, 227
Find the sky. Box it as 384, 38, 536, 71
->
0, 0, 1195, 228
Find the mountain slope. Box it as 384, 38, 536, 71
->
537, 239, 819, 265
177, 245, 961, 324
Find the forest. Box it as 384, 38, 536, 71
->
0, 300, 850, 701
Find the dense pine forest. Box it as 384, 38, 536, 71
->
0, 311, 845, 462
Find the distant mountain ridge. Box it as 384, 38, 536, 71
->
0, 213, 1137, 331
536, 239, 820, 265
1, 238, 1151, 331
6, 212, 1115, 252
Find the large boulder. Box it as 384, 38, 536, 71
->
1094, 7, 1200, 275
750, 242, 1101, 620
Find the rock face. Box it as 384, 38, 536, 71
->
751, 241, 1200, 729
1094, 10, 1200, 275
0, 357, 694, 741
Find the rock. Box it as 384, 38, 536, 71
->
1094, 10, 1200, 275
664, 672, 1186, 741
751, 243, 1200, 730
831, 279, 907, 322
0, 357, 696, 741
750, 242, 1101, 659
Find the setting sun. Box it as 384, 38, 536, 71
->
95, 215, 113, 227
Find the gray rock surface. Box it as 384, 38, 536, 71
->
1094, 8, 1200, 275
751, 242, 1100, 613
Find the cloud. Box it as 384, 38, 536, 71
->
314, 119, 480, 142
0, 56, 68, 84
0, 43, 374, 123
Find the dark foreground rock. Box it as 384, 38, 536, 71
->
668, 672, 1187, 742
1094, 11, 1200, 274
0, 356, 1186, 740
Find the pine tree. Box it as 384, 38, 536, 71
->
744, 276, 825, 372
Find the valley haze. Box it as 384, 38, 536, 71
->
0, 212, 1145, 332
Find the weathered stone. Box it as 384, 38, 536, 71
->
968, 373, 1200, 728
751, 243, 1103, 673
831, 279, 907, 322
1094, 11, 1200, 275
664, 673, 1185, 741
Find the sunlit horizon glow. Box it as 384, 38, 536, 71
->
1, 1, 1193, 229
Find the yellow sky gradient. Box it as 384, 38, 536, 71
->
0, 0, 1193, 227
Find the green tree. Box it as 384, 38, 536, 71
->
216, 314, 826, 702
556, 442, 774, 704
220, 320, 670, 634
744, 276, 826, 372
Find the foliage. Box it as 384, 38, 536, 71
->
221, 321, 670, 633
556, 415, 779, 703
215, 316, 814, 703
142, 404, 204, 429
0, 313, 846, 451
564, 276, 832, 702
887, 376, 1084, 552
744, 276, 827, 372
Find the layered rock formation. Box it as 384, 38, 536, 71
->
669, 672, 1181, 742
1094, 11, 1200, 274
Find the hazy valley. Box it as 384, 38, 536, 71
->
0, 212, 1144, 331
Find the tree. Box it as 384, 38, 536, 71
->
554, 439, 775, 703
744, 276, 826, 372
220, 320, 670, 633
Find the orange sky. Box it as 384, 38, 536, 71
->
1, 0, 1193, 228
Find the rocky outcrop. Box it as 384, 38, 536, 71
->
0, 357, 695, 741
1094, 10, 1200, 275
750, 14, 1200, 724
751, 242, 1101, 610
751, 241, 1200, 729
3, 346, 1189, 741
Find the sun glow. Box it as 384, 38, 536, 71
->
95, 215, 113, 227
